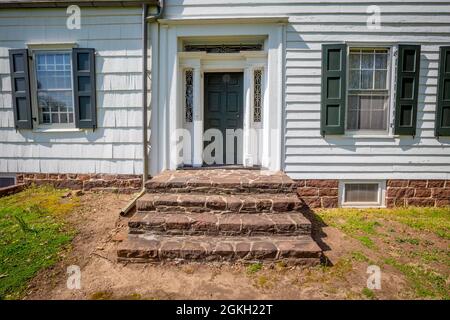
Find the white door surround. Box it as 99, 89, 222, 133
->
150, 18, 287, 174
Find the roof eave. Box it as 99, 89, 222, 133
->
0, 0, 158, 9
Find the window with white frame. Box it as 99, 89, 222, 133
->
347, 48, 390, 132
34, 51, 74, 126
340, 181, 386, 207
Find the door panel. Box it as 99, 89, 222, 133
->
204, 72, 243, 165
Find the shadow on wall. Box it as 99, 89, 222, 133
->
285, 25, 311, 50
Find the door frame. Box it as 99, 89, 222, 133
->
179, 53, 264, 169
203, 71, 245, 166
150, 20, 286, 174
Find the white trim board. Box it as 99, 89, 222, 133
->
150, 22, 284, 173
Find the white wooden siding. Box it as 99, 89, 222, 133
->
1, 2, 450, 179
0, 7, 147, 175
164, 0, 450, 179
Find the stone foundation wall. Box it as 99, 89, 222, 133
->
0, 184, 25, 197
296, 179, 339, 208
386, 180, 450, 207
296, 179, 450, 208
16, 173, 143, 193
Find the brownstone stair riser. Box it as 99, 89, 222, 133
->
117, 235, 322, 265
128, 212, 311, 236
136, 194, 302, 214
145, 184, 297, 195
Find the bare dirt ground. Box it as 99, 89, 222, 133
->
23, 192, 448, 300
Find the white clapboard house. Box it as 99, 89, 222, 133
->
0, 0, 449, 209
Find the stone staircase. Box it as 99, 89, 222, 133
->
117, 169, 322, 265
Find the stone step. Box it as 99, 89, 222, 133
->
145, 169, 297, 194
129, 212, 311, 236
136, 193, 302, 213
117, 234, 322, 265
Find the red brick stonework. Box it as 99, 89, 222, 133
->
15, 173, 143, 193
386, 179, 450, 207
296, 179, 339, 208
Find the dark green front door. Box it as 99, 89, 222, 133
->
204, 72, 243, 165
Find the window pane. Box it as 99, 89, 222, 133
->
361, 53, 374, 69
371, 96, 387, 130
374, 70, 387, 89
349, 53, 360, 69
375, 53, 387, 69
361, 70, 373, 89
345, 183, 379, 203
35, 52, 74, 125
347, 95, 359, 129
349, 70, 360, 89
359, 96, 372, 129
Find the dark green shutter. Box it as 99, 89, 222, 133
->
321, 44, 347, 135
72, 48, 97, 129
9, 49, 33, 129
394, 45, 421, 136
436, 46, 450, 136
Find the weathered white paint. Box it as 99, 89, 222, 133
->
0, 7, 149, 175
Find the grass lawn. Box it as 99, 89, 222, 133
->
0, 186, 79, 299
316, 207, 450, 299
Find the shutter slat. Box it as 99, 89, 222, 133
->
72, 48, 97, 129
9, 49, 32, 129
321, 44, 347, 135
394, 45, 421, 136
436, 46, 450, 137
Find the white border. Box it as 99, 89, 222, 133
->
344, 43, 397, 137
339, 180, 387, 208
152, 22, 285, 173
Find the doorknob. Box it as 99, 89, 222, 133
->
237, 114, 240, 118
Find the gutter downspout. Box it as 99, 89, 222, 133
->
120, 1, 164, 216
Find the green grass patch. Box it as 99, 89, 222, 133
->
246, 262, 263, 274
350, 251, 370, 263
361, 287, 376, 300
0, 186, 79, 299
317, 207, 450, 240
356, 236, 375, 248
395, 237, 420, 245
384, 258, 449, 299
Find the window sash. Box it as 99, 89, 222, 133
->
32, 50, 75, 128
346, 47, 391, 132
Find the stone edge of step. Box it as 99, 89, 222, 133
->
117, 234, 322, 262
